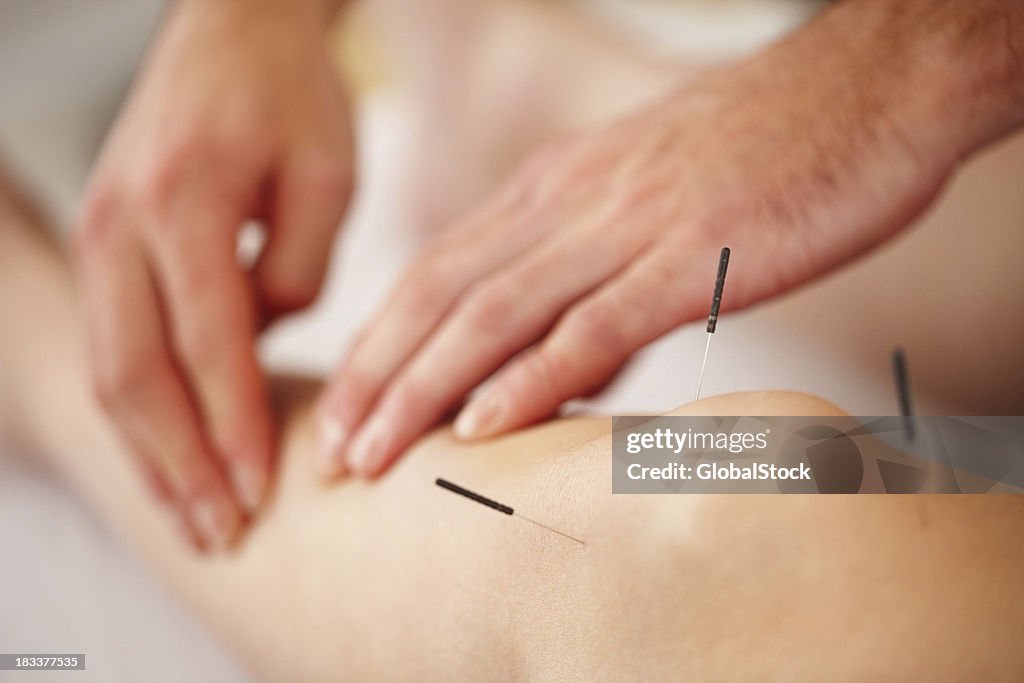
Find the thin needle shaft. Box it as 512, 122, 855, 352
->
695, 332, 712, 401
435, 478, 585, 545
515, 513, 586, 545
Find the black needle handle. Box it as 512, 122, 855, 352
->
707, 247, 731, 333
436, 478, 514, 516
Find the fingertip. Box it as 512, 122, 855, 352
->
229, 460, 267, 514
316, 414, 349, 480
453, 388, 508, 440
189, 495, 242, 553
174, 507, 204, 553
345, 418, 392, 478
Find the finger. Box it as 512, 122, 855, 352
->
143, 192, 273, 513
133, 444, 222, 553
342, 221, 649, 477
74, 215, 242, 549
454, 243, 717, 438
316, 188, 559, 476
255, 151, 353, 318
134, 455, 175, 508
130, 431, 234, 553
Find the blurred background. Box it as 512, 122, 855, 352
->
1, 1, 1022, 680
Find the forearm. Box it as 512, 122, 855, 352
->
792, 0, 1024, 169
643, 0, 1024, 267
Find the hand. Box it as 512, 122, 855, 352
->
74, 0, 353, 548
318, 0, 1024, 479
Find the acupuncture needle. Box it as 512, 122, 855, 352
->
435, 478, 585, 545
695, 247, 731, 401
891, 347, 915, 441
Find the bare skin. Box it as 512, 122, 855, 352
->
73, 0, 355, 547
70, 0, 1024, 552
321, 0, 1024, 478
3, 172, 1023, 682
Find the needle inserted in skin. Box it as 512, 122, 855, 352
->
891, 347, 915, 441
514, 514, 586, 545
695, 247, 731, 401
694, 333, 712, 401
435, 478, 585, 545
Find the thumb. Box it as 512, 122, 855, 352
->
255, 153, 353, 319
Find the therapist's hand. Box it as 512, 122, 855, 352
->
74, 0, 353, 548
319, 0, 1024, 478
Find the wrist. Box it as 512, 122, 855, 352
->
809, 0, 1024, 170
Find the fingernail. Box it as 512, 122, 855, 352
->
317, 417, 348, 478
346, 421, 389, 476
454, 389, 506, 439
230, 462, 266, 513
191, 498, 235, 551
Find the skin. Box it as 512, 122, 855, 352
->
319, 0, 1024, 478
3, 202, 1024, 681
72, 0, 354, 548
69, 0, 1024, 550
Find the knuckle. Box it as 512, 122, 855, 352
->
399, 255, 455, 312
137, 163, 184, 223
92, 354, 154, 412
152, 133, 203, 177
565, 302, 625, 353
521, 348, 572, 398
73, 186, 120, 259
138, 135, 222, 221
460, 279, 514, 335
606, 180, 666, 225
383, 378, 427, 420
162, 130, 217, 170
